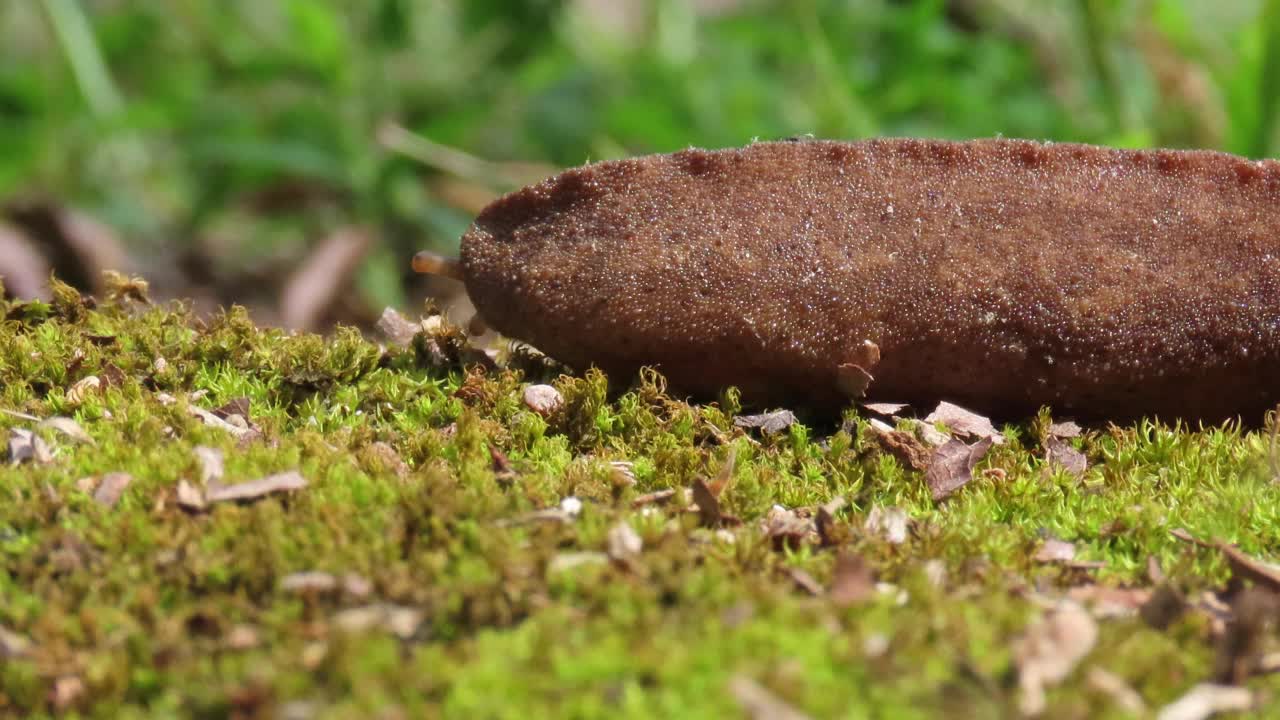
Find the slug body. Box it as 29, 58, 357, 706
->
455, 138, 1280, 422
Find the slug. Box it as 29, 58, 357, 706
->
415, 137, 1280, 422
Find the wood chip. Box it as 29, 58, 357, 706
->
206, 470, 307, 504
925, 437, 995, 502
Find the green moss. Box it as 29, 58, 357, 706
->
1, 294, 1279, 717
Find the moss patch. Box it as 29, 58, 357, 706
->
2, 289, 1279, 718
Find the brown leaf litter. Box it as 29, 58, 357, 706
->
91, 472, 132, 507
1044, 438, 1088, 477
864, 506, 910, 545
7, 428, 53, 465
925, 436, 996, 502
1156, 683, 1253, 720
734, 410, 798, 436
829, 552, 876, 608
692, 447, 740, 527
1014, 600, 1098, 716
924, 401, 1004, 444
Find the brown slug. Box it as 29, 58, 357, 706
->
416, 137, 1280, 422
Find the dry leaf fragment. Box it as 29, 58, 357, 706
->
206, 470, 307, 504
7, 428, 52, 465
1048, 421, 1082, 438
1067, 585, 1153, 619
50, 675, 85, 712
691, 477, 724, 527
189, 406, 255, 439
815, 496, 847, 546
376, 307, 422, 346
829, 552, 875, 608
1034, 538, 1077, 563
762, 506, 813, 551
1140, 585, 1187, 630
1014, 600, 1099, 716
862, 402, 909, 417
0, 626, 30, 658
548, 552, 608, 574
631, 489, 678, 507
212, 397, 251, 423
912, 419, 951, 447
734, 410, 798, 436
864, 506, 910, 545
522, 384, 564, 416
1045, 438, 1088, 477
1156, 683, 1253, 720
728, 675, 813, 720
835, 340, 880, 398
925, 401, 1004, 444
92, 472, 132, 507
38, 416, 93, 444
225, 624, 261, 650
194, 446, 224, 485
281, 571, 339, 594
785, 567, 824, 596
868, 427, 932, 471
66, 376, 101, 405
926, 437, 995, 502
607, 521, 644, 561
489, 445, 516, 484
176, 479, 207, 511
1086, 668, 1147, 716
333, 604, 423, 639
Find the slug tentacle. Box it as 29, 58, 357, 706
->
412, 250, 464, 281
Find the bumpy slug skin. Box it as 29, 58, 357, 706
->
459, 138, 1280, 422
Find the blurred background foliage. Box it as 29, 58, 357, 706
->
0, 0, 1277, 327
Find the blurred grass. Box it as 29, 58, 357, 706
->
0, 0, 1274, 311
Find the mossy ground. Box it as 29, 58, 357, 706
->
2, 282, 1279, 719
